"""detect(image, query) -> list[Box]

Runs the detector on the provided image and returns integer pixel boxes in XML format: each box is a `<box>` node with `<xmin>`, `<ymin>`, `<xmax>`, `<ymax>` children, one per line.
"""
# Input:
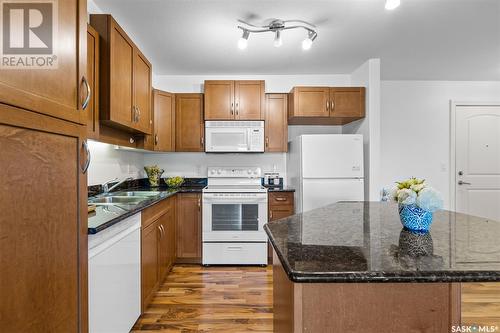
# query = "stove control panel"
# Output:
<box><xmin>208</xmin><ymin>167</ymin><xmax>262</xmax><ymax>178</ymax></box>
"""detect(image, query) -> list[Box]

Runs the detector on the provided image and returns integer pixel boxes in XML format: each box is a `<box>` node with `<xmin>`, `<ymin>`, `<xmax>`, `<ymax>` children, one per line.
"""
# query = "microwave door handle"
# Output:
<box><xmin>247</xmin><ymin>129</ymin><xmax>251</xmax><ymax>151</ymax></box>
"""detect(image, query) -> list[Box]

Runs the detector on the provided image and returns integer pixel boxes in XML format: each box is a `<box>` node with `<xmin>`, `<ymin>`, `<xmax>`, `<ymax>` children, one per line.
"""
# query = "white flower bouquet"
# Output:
<box><xmin>388</xmin><ymin>178</ymin><xmax>444</xmax><ymax>232</ymax></box>
<box><xmin>390</xmin><ymin>178</ymin><xmax>443</xmax><ymax>213</ymax></box>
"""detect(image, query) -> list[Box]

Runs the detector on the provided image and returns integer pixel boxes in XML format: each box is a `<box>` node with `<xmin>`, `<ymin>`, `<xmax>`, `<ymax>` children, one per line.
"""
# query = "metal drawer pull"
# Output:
<box><xmin>81</xmin><ymin>76</ymin><xmax>91</xmax><ymax>110</ymax></box>
<box><xmin>227</xmin><ymin>246</ymin><xmax>243</xmax><ymax>250</ymax></box>
<box><xmin>458</xmin><ymin>180</ymin><xmax>471</xmax><ymax>185</ymax></box>
<box><xmin>275</xmin><ymin>197</ymin><xmax>287</xmax><ymax>201</ymax></box>
<box><xmin>82</xmin><ymin>140</ymin><xmax>91</xmax><ymax>174</ymax></box>
<box><xmin>326</xmin><ymin>101</ymin><xmax>329</xmax><ymax>111</ymax></box>
<box><xmin>155</xmin><ymin>134</ymin><xmax>159</xmax><ymax>145</ymax></box>
<box><xmin>231</xmin><ymin>103</ymin><xmax>234</xmax><ymax>115</ymax></box>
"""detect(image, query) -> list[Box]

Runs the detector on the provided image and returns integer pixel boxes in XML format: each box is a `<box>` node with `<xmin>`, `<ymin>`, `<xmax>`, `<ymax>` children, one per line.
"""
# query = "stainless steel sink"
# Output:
<box><xmin>90</xmin><ymin>196</ymin><xmax>145</xmax><ymax>204</ymax></box>
<box><xmin>112</xmin><ymin>191</ymin><xmax>161</xmax><ymax>197</ymax></box>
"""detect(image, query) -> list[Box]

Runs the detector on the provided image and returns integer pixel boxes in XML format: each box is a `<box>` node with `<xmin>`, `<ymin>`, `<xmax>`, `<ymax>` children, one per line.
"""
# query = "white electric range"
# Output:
<box><xmin>202</xmin><ymin>167</ymin><xmax>268</xmax><ymax>265</ymax></box>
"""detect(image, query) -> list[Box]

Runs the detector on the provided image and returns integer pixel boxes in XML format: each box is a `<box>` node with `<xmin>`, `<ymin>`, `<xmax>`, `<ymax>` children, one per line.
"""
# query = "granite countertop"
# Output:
<box><xmin>88</xmin><ymin>185</ymin><xmax>204</xmax><ymax>234</ymax></box>
<box><xmin>264</xmin><ymin>201</ymin><xmax>500</xmax><ymax>283</ymax></box>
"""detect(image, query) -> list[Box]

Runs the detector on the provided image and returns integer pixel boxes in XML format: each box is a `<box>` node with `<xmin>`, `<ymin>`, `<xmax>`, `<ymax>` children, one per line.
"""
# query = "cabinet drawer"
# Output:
<box><xmin>142</xmin><ymin>196</ymin><xmax>174</xmax><ymax>228</ymax></box>
<box><xmin>202</xmin><ymin>243</ymin><xmax>267</xmax><ymax>265</ymax></box>
<box><xmin>269</xmin><ymin>208</ymin><xmax>294</xmax><ymax>222</ymax></box>
<box><xmin>269</xmin><ymin>192</ymin><xmax>294</xmax><ymax>208</ymax></box>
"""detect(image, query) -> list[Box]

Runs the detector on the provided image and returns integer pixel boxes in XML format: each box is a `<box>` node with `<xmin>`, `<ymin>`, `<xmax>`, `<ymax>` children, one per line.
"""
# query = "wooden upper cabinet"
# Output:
<box><xmin>90</xmin><ymin>14</ymin><xmax>152</xmax><ymax>134</ymax></box>
<box><xmin>176</xmin><ymin>193</ymin><xmax>202</xmax><ymax>263</ymax></box>
<box><xmin>175</xmin><ymin>93</ymin><xmax>204</xmax><ymax>152</ymax></box>
<box><xmin>0</xmin><ymin>0</ymin><xmax>87</xmax><ymax>125</ymax></box>
<box><xmin>330</xmin><ymin>88</ymin><xmax>365</xmax><ymax>118</ymax></box>
<box><xmin>133</xmin><ymin>50</ymin><xmax>152</xmax><ymax>133</ymax></box>
<box><xmin>204</xmin><ymin>80</ymin><xmax>234</xmax><ymax>120</ymax></box>
<box><xmin>288</xmin><ymin>86</ymin><xmax>365</xmax><ymax>125</ymax></box>
<box><xmin>87</xmin><ymin>25</ymin><xmax>100</xmax><ymax>140</ymax></box>
<box><xmin>147</xmin><ymin>89</ymin><xmax>175</xmax><ymax>152</ymax></box>
<box><xmin>265</xmin><ymin>94</ymin><xmax>288</xmax><ymax>152</ymax></box>
<box><xmin>235</xmin><ymin>81</ymin><xmax>265</xmax><ymax>120</ymax></box>
<box><xmin>204</xmin><ymin>80</ymin><xmax>264</xmax><ymax>120</ymax></box>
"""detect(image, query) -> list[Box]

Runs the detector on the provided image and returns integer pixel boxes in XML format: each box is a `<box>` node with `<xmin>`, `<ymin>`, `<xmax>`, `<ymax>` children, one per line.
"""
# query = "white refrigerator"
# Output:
<box><xmin>287</xmin><ymin>134</ymin><xmax>365</xmax><ymax>213</ymax></box>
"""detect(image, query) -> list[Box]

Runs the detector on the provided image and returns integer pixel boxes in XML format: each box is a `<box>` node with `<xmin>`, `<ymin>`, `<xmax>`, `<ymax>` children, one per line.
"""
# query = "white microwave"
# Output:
<box><xmin>205</xmin><ymin>121</ymin><xmax>264</xmax><ymax>153</ymax></box>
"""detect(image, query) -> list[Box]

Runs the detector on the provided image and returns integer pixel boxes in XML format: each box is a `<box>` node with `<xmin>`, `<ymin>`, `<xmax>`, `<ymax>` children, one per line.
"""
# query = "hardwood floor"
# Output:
<box><xmin>462</xmin><ymin>283</ymin><xmax>500</xmax><ymax>327</ymax></box>
<box><xmin>132</xmin><ymin>266</ymin><xmax>500</xmax><ymax>332</ymax></box>
<box><xmin>131</xmin><ymin>265</ymin><xmax>273</xmax><ymax>332</ymax></box>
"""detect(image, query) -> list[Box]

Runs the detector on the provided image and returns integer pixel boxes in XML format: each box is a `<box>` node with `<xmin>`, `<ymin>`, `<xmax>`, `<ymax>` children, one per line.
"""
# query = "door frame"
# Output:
<box><xmin>449</xmin><ymin>101</ymin><xmax>500</xmax><ymax>211</ymax></box>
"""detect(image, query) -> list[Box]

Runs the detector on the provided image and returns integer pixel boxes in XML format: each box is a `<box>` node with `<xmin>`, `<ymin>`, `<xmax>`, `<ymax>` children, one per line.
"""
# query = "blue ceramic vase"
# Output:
<box><xmin>398</xmin><ymin>204</ymin><xmax>433</xmax><ymax>232</ymax></box>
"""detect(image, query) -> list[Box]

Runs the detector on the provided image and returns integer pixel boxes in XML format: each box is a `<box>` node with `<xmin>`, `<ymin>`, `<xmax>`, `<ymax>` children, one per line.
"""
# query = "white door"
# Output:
<box><xmin>301</xmin><ymin>134</ymin><xmax>364</xmax><ymax>178</ymax></box>
<box><xmin>302</xmin><ymin>178</ymin><xmax>364</xmax><ymax>212</ymax></box>
<box><xmin>455</xmin><ymin>105</ymin><xmax>500</xmax><ymax>221</ymax></box>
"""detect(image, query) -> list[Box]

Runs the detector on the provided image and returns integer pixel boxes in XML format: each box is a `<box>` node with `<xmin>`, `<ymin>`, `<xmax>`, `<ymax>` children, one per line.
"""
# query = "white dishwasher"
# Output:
<box><xmin>88</xmin><ymin>214</ymin><xmax>141</xmax><ymax>333</ymax></box>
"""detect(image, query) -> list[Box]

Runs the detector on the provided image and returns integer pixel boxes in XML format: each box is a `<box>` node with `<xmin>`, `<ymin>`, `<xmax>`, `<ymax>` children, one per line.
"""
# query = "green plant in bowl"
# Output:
<box><xmin>165</xmin><ymin>176</ymin><xmax>184</xmax><ymax>188</ymax></box>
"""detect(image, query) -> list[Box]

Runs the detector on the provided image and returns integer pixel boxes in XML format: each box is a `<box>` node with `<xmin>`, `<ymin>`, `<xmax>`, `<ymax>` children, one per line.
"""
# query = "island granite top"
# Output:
<box><xmin>264</xmin><ymin>201</ymin><xmax>500</xmax><ymax>283</ymax></box>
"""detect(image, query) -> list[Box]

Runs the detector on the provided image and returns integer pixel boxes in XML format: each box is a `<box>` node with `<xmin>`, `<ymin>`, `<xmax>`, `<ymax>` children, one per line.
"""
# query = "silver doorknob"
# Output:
<box><xmin>458</xmin><ymin>180</ymin><xmax>471</xmax><ymax>185</ymax></box>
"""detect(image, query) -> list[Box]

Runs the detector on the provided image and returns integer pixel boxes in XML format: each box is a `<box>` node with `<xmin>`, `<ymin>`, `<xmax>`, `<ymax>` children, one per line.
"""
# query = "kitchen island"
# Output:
<box><xmin>264</xmin><ymin>202</ymin><xmax>500</xmax><ymax>333</ymax></box>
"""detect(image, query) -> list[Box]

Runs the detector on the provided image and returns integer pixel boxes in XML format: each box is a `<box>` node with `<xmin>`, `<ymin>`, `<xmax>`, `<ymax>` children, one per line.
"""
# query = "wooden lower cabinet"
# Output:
<box><xmin>141</xmin><ymin>196</ymin><xmax>176</xmax><ymax>311</ymax></box>
<box><xmin>268</xmin><ymin>192</ymin><xmax>295</xmax><ymax>263</ymax></box>
<box><xmin>0</xmin><ymin>104</ymin><xmax>88</xmax><ymax>332</ymax></box>
<box><xmin>176</xmin><ymin>193</ymin><xmax>202</xmax><ymax>263</ymax></box>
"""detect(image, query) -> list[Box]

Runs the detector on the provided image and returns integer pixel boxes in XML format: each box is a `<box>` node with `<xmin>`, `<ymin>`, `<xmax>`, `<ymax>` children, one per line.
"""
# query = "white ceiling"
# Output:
<box><xmin>93</xmin><ymin>0</ymin><xmax>500</xmax><ymax>80</ymax></box>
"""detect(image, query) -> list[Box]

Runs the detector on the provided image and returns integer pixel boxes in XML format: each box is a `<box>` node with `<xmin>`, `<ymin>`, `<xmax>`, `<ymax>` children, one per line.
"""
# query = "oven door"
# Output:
<box><xmin>205</xmin><ymin>126</ymin><xmax>250</xmax><ymax>152</ymax></box>
<box><xmin>202</xmin><ymin>193</ymin><xmax>268</xmax><ymax>242</ymax></box>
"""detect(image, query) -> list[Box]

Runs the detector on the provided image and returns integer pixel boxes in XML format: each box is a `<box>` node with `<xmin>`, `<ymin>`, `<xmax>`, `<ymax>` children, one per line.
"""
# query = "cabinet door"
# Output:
<box><xmin>133</xmin><ymin>50</ymin><xmax>152</xmax><ymax>134</ymax></box>
<box><xmin>153</xmin><ymin>90</ymin><xmax>175</xmax><ymax>152</ymax></box>
<box><xmin>175</xmin><ymin>94</ymin><xmax>204</xmax><ymax>152</ymax></box>
<box><xmin>235</xmin><ymin>81</ymin><xmax>265</xmax><ymax>120</ymax></box>
<box><xmin>109</xmin><ymin>20</ymin><xmax>134</xmax><ymax>128</ymax></box>
<box><xmin>204</xmin><ymin>80</ymin><xmax>234</xmax><ymax>120</ymax></box>
<box><xmin>87</xmin><ymin>24</ymin><xmax>100</xmax><ymax>140</ymax></box>
<box><xmin>176</xmin><ymin>193</ymin><xmax>202</xmax><ymax>262</ymax></box>
<box><xmin>0</xmin><ymin>104</ymin><xmax>87</xmax><ymax>332</ymax></box>
<box><xmin>0</xmin><ymin>0</ymin><xmax>87</xmax><ymax>125</ymax></box>
<box><xmin>293</xmin><ymin>87</ymin><xmax>330</xmax><ymax>117</ymax></box>
<box><xmin>330</xmin><ymin>88</ymin><xmax>365</xmax><ymax>118</ymax></box>
<box><xmin>265</xmin><ymin>94</ymin><xmax>288</xmax><ymax>152</ymax></box>
<box><xmin>141</xmin><ymin>220</ymin><xmax>159</xmax><ymax>311</ymax></box>
<box><xmin>157</xmin><ymin>213</ymin><xmax>169</xmax><ymax>281</ymax></box>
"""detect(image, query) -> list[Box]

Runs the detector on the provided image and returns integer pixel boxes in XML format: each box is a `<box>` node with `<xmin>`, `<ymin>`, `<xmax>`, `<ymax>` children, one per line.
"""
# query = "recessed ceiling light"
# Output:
<box><xmin>385</xmin><ymin>0</ymin><xmax>400</xmax><ymax>10</ymax></box>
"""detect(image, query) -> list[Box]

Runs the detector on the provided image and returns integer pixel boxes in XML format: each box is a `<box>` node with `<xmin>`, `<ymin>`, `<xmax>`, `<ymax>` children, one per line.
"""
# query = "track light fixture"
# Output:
<box><xmin>237</xmin><ymin>19</ymin><xmax>318</xmax><ymax>50</ymax></box>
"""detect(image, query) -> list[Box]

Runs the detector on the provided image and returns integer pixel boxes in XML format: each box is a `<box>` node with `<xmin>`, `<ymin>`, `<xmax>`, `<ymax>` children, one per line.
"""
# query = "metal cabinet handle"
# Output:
<box><xmin>155</xmin><ymin>134</ymin><xmax>159</xmax><ymax>145</ymax></box>
<box><xmin>235</xmin><ymin>102</ymin><xmax>239</xmax><ymax>116</ymax></box>
<box><xmin>200</xmin><ymin>136</ymin><xmax>204</xmax><ymax>147</ymax></box>
<box><xmin>82</xmin><ymin>140</ymin><xmax>91</xmax><ymax>174</ymax></box>
<box><xmin>265</xmin><ymin>137</ymin><xmax>269</xmax><ymax>147</ymax></box>
<box><xmin>198</xmin><ymin>197</ymin><xmax>201</xmax><ymax>211</ymax></box>
<box><xmin>231</xmin><ymin>102</ymin><xmax>234</xmax><ymax>116</ymax></box>
<box><xmin>331</xmin><ymin>100</ymin><xmax>335</xmax><ymax>110</ymax></box>
<box><xmin>160</xmin><ymin>224</ymin><xmax>165</xmax><ymax>236</ymax></box>
<box><xmin>81</xmin><ymin>76</ymin><xmax>91</xmax><ymax>110</ymax></box>
<box><xmin>270</xmin><ymin>211</ymin><xmax>273</xmax><ymax>220</ymax></box>
<box><xmin>458</xmin><ymin>180</ymin><xmax>471</xmax><ymax>185</ymax></box>
<box><xmin>275</xmin><ymin>197</ymin><xmax>287</xmax><ymax>201</ymax></box>
<box><xmin>132</xmin><ymin>106</ymin><xmax>136</xmax><ymax>122</ymax></box>
<box><xmin>326</xmin><ymin>100</ymin><xmax>329</xmax><ymax>111</ymax></box>
<box><xmin>137</xmin><ymin>107</ymin><xmax>141</xmax><ymax>121</ymax></box>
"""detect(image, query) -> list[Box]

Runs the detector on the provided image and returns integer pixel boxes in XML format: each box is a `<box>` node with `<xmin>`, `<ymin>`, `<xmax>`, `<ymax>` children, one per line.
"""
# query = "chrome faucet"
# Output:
<box><xmin>102</xmin><ymin>177</ymin><xmax>133</xmax><ymax>194</ymax></box>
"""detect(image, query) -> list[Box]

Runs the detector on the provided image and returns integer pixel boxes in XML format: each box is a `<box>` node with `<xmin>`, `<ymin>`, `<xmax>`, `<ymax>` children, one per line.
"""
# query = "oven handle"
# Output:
<box><xmin>203</xmin><ymin>198</ymin><xmax>268</xmax><ymax>204</ymax></box>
